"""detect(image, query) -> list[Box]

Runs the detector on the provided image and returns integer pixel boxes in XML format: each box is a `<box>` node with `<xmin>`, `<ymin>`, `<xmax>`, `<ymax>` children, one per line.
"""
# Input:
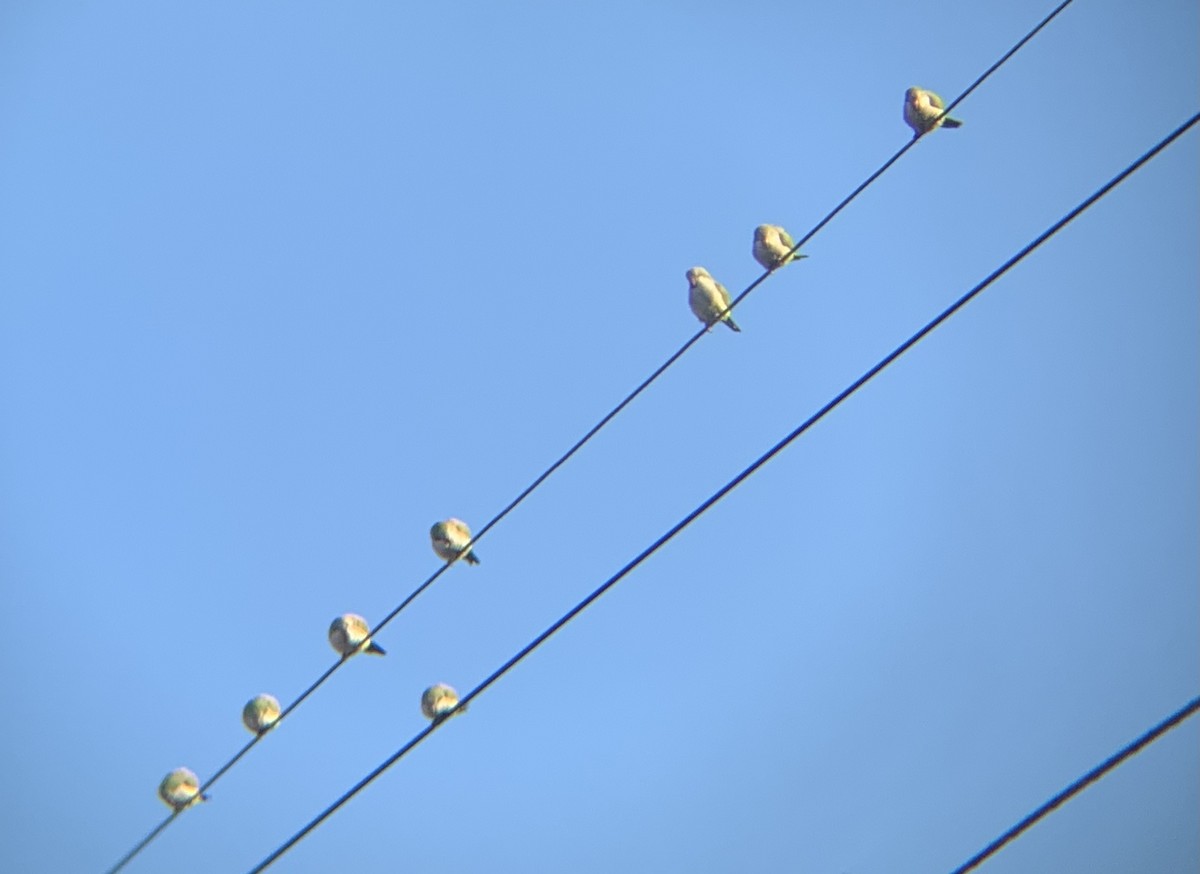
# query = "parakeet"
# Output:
<box><xmin>328</xmin><ymin>613</ymin><xmax>386</xmax><ymax>657</ymax></box>
<box><xmin>686</xmin><ymin>267</ymin><xmax>741</xmax><ymax>332</ymax></box>
<box><xmin>421</xmin><ymin>683</ymin><xmax>466</xmax><ymax>723</ymax></box>
<box><xmin>904</xmin><ymin>86</ymin><xmax>963</xmax><ymax>137</ymax></box>
<box><xmin>242</xmin><ymin>693</ymin><xmax>282</xmax><ymax>735</ymax></box>
<box><xmin>158</xmin><ymin>767</ymin><xmax>208</xmax><ymax>811</ymax></box>
<box><xmin>752</xmin><ymin>224</ymin><xmax>808</xmax><ymax>271</ymax></box>
<box><xmin>430</xmin><ymin>518</ymin><xmax>481</xmax><ymax>565</ymax></box>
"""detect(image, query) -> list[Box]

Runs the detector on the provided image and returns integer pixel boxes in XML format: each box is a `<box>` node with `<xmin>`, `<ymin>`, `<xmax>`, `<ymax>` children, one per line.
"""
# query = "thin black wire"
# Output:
<box><xmin>468</xmin><ymin>0</ymin><xmax>1077</xmax><ymax>550</ymax></box>
<box><xmin>246</xmin><ymin>108</ymin><xmax>1200</xmax><ymax>874</ymax></box>
<box><xmin>937</xmin><ymin>0</ymin><xmax>1073</xmax><ymax>126</ymax></box>
<box><xmin>102</xmin><ymin>653</ymin><xmax>356</xmax><ymax>874</ymax></box>
<box><xmin>744</xmin><ymin>0</ymin><xmax>1077</xmax><ymax>296</ymax></box>
<box><xmin>375</xmin><ymin>0</ymin><xmax>1079</xmax><ymax>628</ymax></box>
<box><xmin>100</xmin><ymin>814</ymin><xmax>178</xmax><ymax>874</ymax></box>
<box><xmin>102</xmin><ymin>5</ymin><xmax>1081</xmax><ymax>871</ymax></box>
<box><xmin>949</xmin><ymin>695</ymin><xmax>1200</xmax><ymax>874</ymax></box>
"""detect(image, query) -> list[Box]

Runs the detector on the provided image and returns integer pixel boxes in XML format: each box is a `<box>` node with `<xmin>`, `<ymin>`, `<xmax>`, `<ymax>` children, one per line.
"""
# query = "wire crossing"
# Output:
<box><xmin>100</xmin><ymin>6</ymin><xmax>1084</xmax><ymax>872</ymax></box>
<box><xmin>948</xmin><ymin>695</ymin><xmax>1200</xmax><ymax>874</ymax></box>
<box><xmin>245</xmin><ymin>108</ymin><xmax>1200</xmax><ymax>874</ymax></box>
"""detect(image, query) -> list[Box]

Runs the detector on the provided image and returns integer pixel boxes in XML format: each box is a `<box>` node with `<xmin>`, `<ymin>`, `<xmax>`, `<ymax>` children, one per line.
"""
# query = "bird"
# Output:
<box><xmin>158</xmin><ymin>767</ymin><xmax>208</xmax><ymax>811</ymax></box>
<box><xmin>903</xmin><ymin>86</ymin><xmax>963</xmax><ymax>138</ymax></box>
<box><xmin>421</xmin><ymin>683</ymin><xmax>466</xmax><ymax>723</ymax></box>
<box><xmin>686</xmin><ymin>267</ymin><xmax>741</xmax><ymax>332</ymax></box>
<box><xmin>752</xmin><ymin>224</ymin><xmax>808</xmax><ymax>271</ymax></box>
<box><xmin>430</xmin><ymin>518</ymin><xmax>481</xmax><ymax>565</ymax></box>
<box><xmin>328</xmin><ymin>613</ymin><xmax>387</xmax><ymax>657</ymax></box>
<box><xmin>242</xmin><ymin>693</ymin><xmax>282</xmax><ymax>735</ymax></box>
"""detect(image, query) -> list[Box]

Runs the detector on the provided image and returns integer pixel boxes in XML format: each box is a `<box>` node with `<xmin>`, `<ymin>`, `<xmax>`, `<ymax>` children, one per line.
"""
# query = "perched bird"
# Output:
<box><xmin>158</xmin><ymin>767</ymin><xmax>208</xmax><ymax>811</ymax></box>
<box><xmin>242</xmin><ymin>693</ymin><xmax>282</xmax><ymax>735</ymax></box>
<box><xmin>421</xmin><ymin>683</ymin><xmax>466</xmax><ymax>724</ymax></box>
<box><xmin>752</xmin><ymin>224</ymin><xmax>808</xmax><ymax>271</ymax></box>
<box><xmin>430</xmin><ymin>518</ymin><xmax>481</xmax><ymax>565</ymax></box>
<box><xmin>686</xmin><ymin>267</ymin><xmax>741</xmax><ymax>332</ymax></box>
<box><xmin>328</xmin><ymin>613</ymin><xmax>386</xmax><ymax>657</ymax></box>
<box><xmin>903</xmin><ymin>86</ymin><xmax>963</xmax><ymax>138</ymax></box>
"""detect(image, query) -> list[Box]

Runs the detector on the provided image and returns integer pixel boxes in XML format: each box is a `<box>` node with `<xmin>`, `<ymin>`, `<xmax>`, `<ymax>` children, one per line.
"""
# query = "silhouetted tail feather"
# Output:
<box><xmin>366</xmin><ymin>640</ymin><xmax>387</xmax><ymax>656</ymax></box>
<box><xmin>724</xmin><ymin>318</ymin><xmax>742</xmax><ymax>333</ymax></box>
<box><xmin>942</xmin><ymin>117</ymin><xmax>963</xmax><ymax>128</ymax></box>
<box><xmin>464</xmin><ymin>551</ymin><xmax>481</xmax><ymax>565</ymax></box>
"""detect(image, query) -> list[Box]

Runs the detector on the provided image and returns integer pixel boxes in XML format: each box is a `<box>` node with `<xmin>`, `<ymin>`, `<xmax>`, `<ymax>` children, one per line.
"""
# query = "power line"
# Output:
<box><xmin>102</xmin><ymin>6</ymin><xmax>1082</xmax><ymax>870</ymax></box>
<box><xmin>100</xmin><ymin>815</ymin><xmax>178</xmax><ymax>874</ymax></box>
<box><xmin>948</xmin><ymin>695</ymin><xmax>1200</xmax><ymax>874</ymax></box>
<box><xmin>763</xmin><ymin>0</ymin><xmax>1074</xmax><ymax>273</ymax></box>
<box><xmin>455</xmin><ymin>0</ymin><xmax>1074</xmax><ymax>582</ymax></box>
<box><xmin>245</xmin><ymin>107</ymin><xmax>1200</xmax><ymax>874</ymax></box>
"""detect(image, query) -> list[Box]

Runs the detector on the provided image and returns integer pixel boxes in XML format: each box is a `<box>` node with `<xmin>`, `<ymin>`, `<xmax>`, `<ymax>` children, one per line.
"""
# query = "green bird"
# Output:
<box><xmin>904</xmin><ymin>86</ymin><xmax>963</xmax><ymax>138</ymax></box>
<box><xmin>158</xmin><ymin>767</ymin><xmax>208</xmax><ymax>811</ymax></box>
<box><xmin>421</xmin><ymin>683</ymin><xmax>466</xmax><ymax>724</ymax></box>
<box><xmin>686</xmin><ymin>266</ymin><xmax>741</xmax><ymax>333</ymax></box>
<box><xmin>242</xmin><ymin>693</ymin><xmax>282</xmax><ymax>735</ymax></box>
<box><xmin>430</xmin><ymin>518</ymin><xmax>481</xmax><ymax>565</ymax></box>
<box><xmin>328</xmin><ymin>613</ymin><xmax>386</xmax><ymax>657</ymax></box>
<box><xmin>753</xmin><ymin>224</ymin><xmax>808</xmax><ymax>271</ymax></box>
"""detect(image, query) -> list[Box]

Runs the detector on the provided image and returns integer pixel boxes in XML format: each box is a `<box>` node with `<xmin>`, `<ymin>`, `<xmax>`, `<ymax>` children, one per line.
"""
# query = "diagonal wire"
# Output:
<box><xmin>100</xmin><ymin>5</ymin><xmax>1079</xmax><ymax>871</ymax></box>
<box><xmin>948</xmin><ymin>695</ymin><xmax>1200</xmax><ymax>874</ymax></box>
<box><xmin>100</xmin><ymin>815</ymin><xmax>178</xmax><ymax>874</ymax></box>
<box><xmin>763</xmin><ymin>0</ymin><xmax>1075</xmax><ymax>272</ymax></box>
<box><xmin>936</xmin><ymin>0</ymin><xmax>1072</xmax><ymax>129</ymax></box>
<box><xmin>453</xmin><ymin>0</ymin><xmax>1078</xmax><ymax>575</ymax></box>
<box><xmin>245</xmin><ymin>106</ymin><xmax>1200</xmax><ymax>874</ymax></box>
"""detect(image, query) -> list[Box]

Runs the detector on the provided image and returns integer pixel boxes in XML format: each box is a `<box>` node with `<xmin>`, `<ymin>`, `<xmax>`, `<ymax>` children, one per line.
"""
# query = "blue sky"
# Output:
<box><xmin>1</xmin><ymin>1</ymin><xmax>1196</xmax><ymax>872</ymax></box>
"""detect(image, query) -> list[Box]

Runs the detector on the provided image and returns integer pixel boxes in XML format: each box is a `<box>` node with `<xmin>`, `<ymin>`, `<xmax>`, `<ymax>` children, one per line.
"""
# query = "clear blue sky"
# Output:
<box><xmin>1</xmin><ymin>1</ymin><xmax>1196</xmax><ymax>872</ymax></box>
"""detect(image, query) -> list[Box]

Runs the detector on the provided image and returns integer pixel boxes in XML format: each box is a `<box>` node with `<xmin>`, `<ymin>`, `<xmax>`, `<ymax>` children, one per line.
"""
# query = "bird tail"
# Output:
<box><xmin>942</xmin><ymin>117</ymin><xmax>963</xmax><ymax>128</ymax></box>
<box><xmin>366</xmin><ymin>640</ymin><xmax>387</xmax><ymax>656</ymax></box>
<box><xmin>464</xmin><ymin>551</ymin><xmax>481</xmax><ymax>565</ymax></box>
<box><xmin>724</xmin><ymin>317</ymin><xmax>742</xmax><ymax>333</ymax></box>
